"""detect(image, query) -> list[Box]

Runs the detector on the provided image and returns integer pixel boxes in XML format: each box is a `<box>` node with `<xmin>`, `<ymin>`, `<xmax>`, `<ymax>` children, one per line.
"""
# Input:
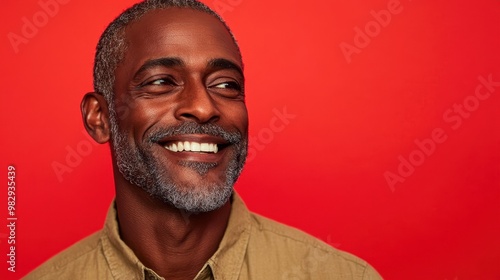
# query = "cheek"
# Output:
<box><xmin>224</xmin><ymin>102</ymin><xmax>248</xmax><ymax>133</ymax></box>
<box><xmin>114</xmin><ymin>99</ymin><xmax>171</xmax><ymax>141</ymax></box>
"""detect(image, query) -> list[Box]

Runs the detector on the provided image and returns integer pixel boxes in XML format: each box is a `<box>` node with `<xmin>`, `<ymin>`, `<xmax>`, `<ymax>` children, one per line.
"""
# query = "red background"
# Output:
<box><xmin>1</xmin><ymin>0</ymin><xmax>499</xmax><ymax>279</ymax></box>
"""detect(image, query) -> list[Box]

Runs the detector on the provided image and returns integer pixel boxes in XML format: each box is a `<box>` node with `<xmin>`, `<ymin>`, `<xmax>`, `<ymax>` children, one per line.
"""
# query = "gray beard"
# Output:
<box><xmin>108</xmin><ymin>109</ymin><xmax>247</xmax><ymax>213</ymax></box>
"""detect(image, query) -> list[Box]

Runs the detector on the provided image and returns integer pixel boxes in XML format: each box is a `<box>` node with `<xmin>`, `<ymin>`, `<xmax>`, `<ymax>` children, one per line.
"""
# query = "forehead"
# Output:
<box><xmin>120</xmin><ymin>8</ymin><xmax>241</xmax><ymax>72</ymax></box>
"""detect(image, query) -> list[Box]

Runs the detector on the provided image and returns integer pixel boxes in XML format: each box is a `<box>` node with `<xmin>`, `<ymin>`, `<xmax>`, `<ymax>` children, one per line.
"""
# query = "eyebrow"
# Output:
<box><xmin>207</xmin><ymin>58</ymin><xmax>244</xmax><ymax>78</ymax></box>
<box><xmin>133</xmin><ymin>57</ymin><xmax>244</xmax><ymax>80</ymax></box>
<box><xmin>133</xmin><ymin>57</ymin><xmax>184</xmax><ymax>79</ymax></box>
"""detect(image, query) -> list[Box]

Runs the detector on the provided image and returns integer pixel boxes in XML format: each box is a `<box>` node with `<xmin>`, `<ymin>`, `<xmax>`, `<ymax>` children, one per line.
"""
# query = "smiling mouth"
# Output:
<box><xmin>164</xmin><ymin>141</ymin><xmax>220</xmax><ymax>153</ymax></box>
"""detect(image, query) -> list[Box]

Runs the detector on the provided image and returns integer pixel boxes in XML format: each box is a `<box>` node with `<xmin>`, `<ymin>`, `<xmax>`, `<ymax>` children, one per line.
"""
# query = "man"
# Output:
<box><xmin>26</xmin><ymin>0</ymin><xmax>382</xmax><ymax>279</ymax></box>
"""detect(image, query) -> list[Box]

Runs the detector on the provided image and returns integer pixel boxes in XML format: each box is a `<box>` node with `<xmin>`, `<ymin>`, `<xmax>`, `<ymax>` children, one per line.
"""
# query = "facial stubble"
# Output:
<box><xmin>108</xmin><ymin>108</ymin><xmax>247</xmax><ymax>213</ymax></box>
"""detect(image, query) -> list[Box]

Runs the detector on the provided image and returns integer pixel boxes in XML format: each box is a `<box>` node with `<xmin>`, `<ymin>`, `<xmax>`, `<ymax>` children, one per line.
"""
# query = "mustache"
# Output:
<box><xmin>146</xmin><ymin>122</ymin><xmax>243</xmax><ymax>144</ymax></box>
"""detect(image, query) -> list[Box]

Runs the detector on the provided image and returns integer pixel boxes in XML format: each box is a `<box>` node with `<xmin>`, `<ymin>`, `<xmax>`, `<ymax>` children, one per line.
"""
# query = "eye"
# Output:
<box><xmin>213</xmin><ymin>81</ymin><xmax>242</xmax><ymax>91</ymax></box>
<box><xmin>209</xmin><ymin>80</ymin><xmax>244</xmax><ymax>99</ymax></box>
<box><xmin>151</xmin><ymin>79</ymin><xmax>166</xmax><ymax>85</ymax></box>
<box><xmin>135</xmin><ymin>75</ymin><xmax>180</xmax><ymax>96</ymax></box>
<box><xmin>145</xmin><ymin>77</ymin><xmax>176</xmax><ymax>86</ymax></box>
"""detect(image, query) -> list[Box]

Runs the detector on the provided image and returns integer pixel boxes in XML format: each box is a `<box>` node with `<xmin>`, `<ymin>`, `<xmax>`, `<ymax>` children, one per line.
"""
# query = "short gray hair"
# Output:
<box><xmin>93</xmin><ymin>0</ymin><xmax>240</xmax><ymax>107</ymax></box>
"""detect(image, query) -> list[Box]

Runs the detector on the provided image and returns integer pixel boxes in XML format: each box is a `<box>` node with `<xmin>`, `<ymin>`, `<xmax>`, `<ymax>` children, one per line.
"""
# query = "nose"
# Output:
<box><xmin>174</xmin><ymin>80</ymin><xmax>221</xmax><ymax>124</ymax></box>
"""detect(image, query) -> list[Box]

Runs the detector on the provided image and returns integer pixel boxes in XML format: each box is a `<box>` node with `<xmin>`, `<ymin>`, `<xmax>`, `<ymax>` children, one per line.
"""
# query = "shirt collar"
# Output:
<box><xmin>101</xmin><ymin>201</ymin><xmax>149</xmax><ymax>279</ymax></box>
<box><xmin>205</xmin><ymin>193</ymin><xmax>251</xmax><ymax>280</ymax></box>
<box><xmin>100</xmin><ymin>192</ymin><xmax>252</xmax><ymax>280</ymax></box>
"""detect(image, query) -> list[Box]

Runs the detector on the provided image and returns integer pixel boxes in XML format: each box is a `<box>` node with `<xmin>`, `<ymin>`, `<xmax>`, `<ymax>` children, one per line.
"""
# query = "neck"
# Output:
<box><xmin>114</xmin><ymin>175</ymin><xmax>231</xmax><ymax>280</ymax></box>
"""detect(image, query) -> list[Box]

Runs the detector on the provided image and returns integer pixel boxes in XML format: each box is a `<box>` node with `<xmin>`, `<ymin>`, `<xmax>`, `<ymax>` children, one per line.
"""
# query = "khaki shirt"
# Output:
<box><xmin>25</xmin><ymin>194</ymin><xmax>382</xmax><ymax>279</ymax></box>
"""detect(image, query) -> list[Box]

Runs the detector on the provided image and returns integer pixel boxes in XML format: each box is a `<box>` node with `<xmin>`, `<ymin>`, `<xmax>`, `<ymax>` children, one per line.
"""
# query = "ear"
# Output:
<box><xmin>81</xmin><ymin>92</ymin><xmax>111</xmax><ymax>144</ymax></box>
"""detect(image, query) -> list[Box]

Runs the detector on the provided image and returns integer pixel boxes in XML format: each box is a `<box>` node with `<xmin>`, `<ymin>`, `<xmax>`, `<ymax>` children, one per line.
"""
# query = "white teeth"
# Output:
<box><xmin>171</xmin><ymin>143</ymin><xmax>178</xmax><ymax>152</ymax></box>
<box><xmin>165</xmin><ymin>141</ymin><xmax>219</xmax><ymax>153</ymax></box>
<box><xmin>191</xmin><ymin>142</ymin><xmax>201</xmax><ymax>152</ymax></box>
<box><xmin>200</xmin><ymin>143</ymin><xmax>209</xmax><ymax>151</ymax></box>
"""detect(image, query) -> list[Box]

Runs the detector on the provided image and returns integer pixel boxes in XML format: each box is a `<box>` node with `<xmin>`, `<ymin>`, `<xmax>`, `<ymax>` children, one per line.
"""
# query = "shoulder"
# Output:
<box><xmin>23</xmin><ymin>231</ymin><xmax>111</xmax><ymax>280</ymax></box>
<box><xmin>246</xmin><ymin>213</ymin><xmax>382</xmax><ymax>279</ymax></box>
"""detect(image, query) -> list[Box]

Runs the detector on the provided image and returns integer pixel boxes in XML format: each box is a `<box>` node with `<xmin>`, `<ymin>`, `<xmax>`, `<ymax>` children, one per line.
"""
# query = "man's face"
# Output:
<box><xmin>109</xmin><ymin>8</ymin><xmax>248</xmax><ymax>212</ymax></box>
